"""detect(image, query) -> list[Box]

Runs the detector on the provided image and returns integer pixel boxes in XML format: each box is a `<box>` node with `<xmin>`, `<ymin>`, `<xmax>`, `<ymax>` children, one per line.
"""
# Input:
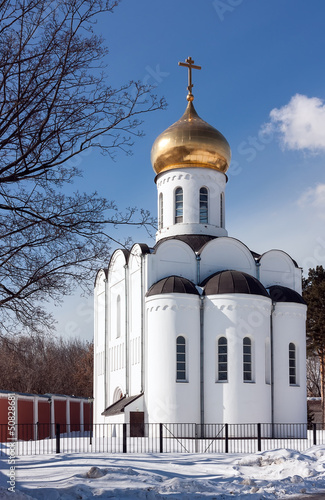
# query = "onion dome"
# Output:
<box><xmin>146</xmin><ymin>276</ymin><xmax>199</xmax><ymax>297</ymax></box>
<box><xmin>151</xmin><ymin>100</ymin><xmax>231</xmax><ymax>176</ymax></box>
<box><xmin>268</xmin><ymin>285</ymin><xmax>306</xmax><ymax>305</ymax></box>
<box><xmin>201</xmin><ymin>270</ymin><xmax>269</xmax><ymax>297</ymax></box>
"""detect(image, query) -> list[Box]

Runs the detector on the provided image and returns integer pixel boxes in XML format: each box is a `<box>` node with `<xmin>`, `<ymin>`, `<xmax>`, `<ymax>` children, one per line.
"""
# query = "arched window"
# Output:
<box><xmin>217</xmin><ymin>337</ymin><xmax>228</xmax><ymax>381</ymax></box>
<box><xmin>116</xmin><ymin>295</ymin><xmax>121</xmax><ymax>338</ymax></box>
<box><xmin>113</xmin><ymin>387</ymin><xmax>123</xmax><ymax>402</ymax></box>
<box><xmin>176</xmin><ymin>335</ymin><xmax>186</xmax><ymax>381</ymax></box>
<box><xmin>289</xmin><ymin>343</ymin><xmax>296</xmax><ymax>385</ymax></box>
<box><xmin>159</xmin><ymin>193</ymin><xmax>163</xmax><ymax>230</ymax></box>
<box><xmin>199</xmin><ymin>187</ymin><xmax>208</xmax><ymax>223</ymax></box>
<box><xmin>175</xmin><ymin>187</ymin><xmax>183</xmax><ymax>223</ymax></box>
<box><xmin>243</xmin><ymin>337</ymin><xmax>252</xmax><ymax>382</ymax></box>
<box><xmin>220</xmin><ymin>192</ymin><xmax>224</xmax><ymax>228</ymax></box>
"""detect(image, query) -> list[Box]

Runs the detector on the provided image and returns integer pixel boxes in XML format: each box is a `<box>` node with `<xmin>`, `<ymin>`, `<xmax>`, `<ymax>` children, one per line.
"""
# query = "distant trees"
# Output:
<box><xmin>0</xmin><ymin>335</ymin><xmax>93</xmax><ymax>397</ymax></box>
<box><xmin>303</xmin><ymin>265</ymin><xmax>325</xmax><ymax>419</ymax></box>
<box><xmin>0</xmin><ymin>0</ymin><xmax>165</xmax><ymax>337</ymax></box>
<box><xmin>306</xmin><ymin>355</ymin><xmax>321</xmax><ymax>398</ymax></box>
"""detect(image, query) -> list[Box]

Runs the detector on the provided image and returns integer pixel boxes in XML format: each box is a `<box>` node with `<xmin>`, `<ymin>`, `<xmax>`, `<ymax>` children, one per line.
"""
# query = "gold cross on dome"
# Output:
<box><xmin>178</xmin><ymin>57</ymin><xmax>201</xmax><ymax>100</ymax></box>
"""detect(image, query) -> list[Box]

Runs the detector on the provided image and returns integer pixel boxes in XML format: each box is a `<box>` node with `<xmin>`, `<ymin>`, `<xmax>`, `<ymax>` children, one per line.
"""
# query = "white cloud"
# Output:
<box><xmin>266</xmin><ymin>94</ymin><xmax>325</xmax><ymax>153</ymax></box>
<box><xmin>297</xmin><ymin>183</ymin><xmax>325</xmax><ymax>211</ymax></box>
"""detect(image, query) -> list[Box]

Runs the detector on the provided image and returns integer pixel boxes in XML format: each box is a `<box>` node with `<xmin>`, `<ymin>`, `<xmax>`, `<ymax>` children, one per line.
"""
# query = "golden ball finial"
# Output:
<box><xmin>186</xmin><ymin>93</ymin><xmax>194</xmax><ymax>102</ymax></box>
<box><xmin>151</xmin><ymin>101</ymin><xmax>231</xmax><ymax>176</ymax></box>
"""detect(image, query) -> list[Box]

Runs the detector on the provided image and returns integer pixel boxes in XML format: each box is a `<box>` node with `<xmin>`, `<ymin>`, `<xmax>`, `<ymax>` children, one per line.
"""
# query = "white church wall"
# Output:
<box><xmin>129</xmin><ymin>269</ymin><xmax>143</xmax><ymax>395</ymax></box>
<box><xmin>204</xmin><ymin>294</ymin><xmax>272</xmax><ymax>424</ymax></box>
<box><xmin>149</xmin><ymin>240</ymin><xmax>197</xmax><ymax>287</ymax></box>
<box><xmin>259</xmin><ymin>250</ymin><xmax>297</xmax><ymax>291</ymax></box>
<box><xmin>129</xmin><ymin>249</ymin><xmax>143</xmax><ymax>396</ymax></box>
<box><xmin>156</xmin><ymin>167</ymin><xmax>228</xmax><ymax>241</ymax></box>
<box><xmin>145</xmin><ymin>294</ymin><xmax>201</xmax><ymax>424</ymax></box>
<box><xmin>107</xmin><ymin>250</ymin><xmax>128</xmax><ymax>408</ymax></box>
<box><xmin>94</xmin><ymin>269</ymin><xmax>107</xmax><ymax>424</ymax></box>
<box><xmin>200</xmin><ymin>238</ymin><xmax>256</xmax><ymax>282</ymax></box>
<box><xmin>272</xmin><ymin>302</ymin><xmax>307</xmax><ymax>424</ymax></box>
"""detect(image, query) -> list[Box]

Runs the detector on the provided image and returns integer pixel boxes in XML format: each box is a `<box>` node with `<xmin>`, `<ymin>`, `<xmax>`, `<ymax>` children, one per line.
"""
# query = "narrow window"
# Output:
<box><xmin>289</xmin><ymin>343</ymin><xmax>296</xmax><ymax>385</ymax></box>
<box><xmin>116</xmin><ymin>295</ymin><xmax>121</xmax><ymax>338</ymax></box>
<box><xmin>218</xmin><ymin>337</ymin><xmax>228</xmax><ymax>381</ymax></box>
<box><xmin>265</xmin><ymin>338</ymin><xmax>271</xmax><ymax>384</ymax></box>
<box><xmin>199</xmin><ymin>187</ymin><xmax>208</xmax><ymax>223</ymax></box>
<box><xmin>220</xmin><ymin>192</ymin><xmax>224</xmax><ymax>228</ymax></box>
<box><xmin>175</xmin><ymin>187</ymin><xmax>183</xmax><ymax>223</ymax></box>
<box><xmin>243</xmin><ymin>337</ymin><xmax>252</xmax><ymax>382</ymax></box>
<box><xmin>176</xmin><ymin>336</ymin><xmax>186</xmax><ymax>381</ymax></box>
<box><xmin>159</xmin><ymin>193</ymin><xmax>163</xmax><ymax>230</ymax></box>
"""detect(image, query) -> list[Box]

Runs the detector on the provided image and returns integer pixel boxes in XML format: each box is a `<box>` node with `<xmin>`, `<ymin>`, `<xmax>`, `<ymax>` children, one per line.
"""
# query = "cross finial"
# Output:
<box><xmin>178</xmin><ymin>57</ymin><xmax>201</xmax><ymax>101</ymax></box>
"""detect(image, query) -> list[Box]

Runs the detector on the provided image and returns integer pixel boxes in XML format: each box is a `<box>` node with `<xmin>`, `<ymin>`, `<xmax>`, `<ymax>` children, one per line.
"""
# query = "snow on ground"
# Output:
<box><xmin>2</xmin><ymin>447</ymin><xmax>325</xmax><ymax>499</ymax></box>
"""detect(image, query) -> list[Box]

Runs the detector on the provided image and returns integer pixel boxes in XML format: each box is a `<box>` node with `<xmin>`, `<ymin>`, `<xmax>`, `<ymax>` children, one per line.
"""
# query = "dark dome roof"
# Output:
<box><xmin>154</xmin><ymin>234</ymin><xmax>217</xmax><ymax>253</ymax></box>
<box><xmin>201</xmin><ymin>270</ymin><xmax>269</xmax><ymax>297</ymax></box>
<box><xmin>268</xmin><ymin>285</ymin><xmax>306</xmax><ymax>305</ymax></box>
<box><xmin>146</xmin><ymin>276</ymin><xmax>199</xmax><ymax>297</ymax></box>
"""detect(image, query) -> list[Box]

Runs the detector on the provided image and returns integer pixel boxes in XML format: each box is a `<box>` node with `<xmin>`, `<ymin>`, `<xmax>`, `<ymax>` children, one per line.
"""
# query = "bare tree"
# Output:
<box><xmin>0</xmin><ymin>0</ymin><xmax>165</xmax><ymax>335</ymax></box>
<box><xmin>307</xmin><ymin>354</ymin><xmax>321</xmax><ymax>398</ymax></box>
<box><xmin>303</xmin><ymin>266</ymin><xmax>325</xmax><ymax>421</ymax></box>
<box><xmin>0</xmin><ymin>335</ymin><xmax>93</xmax><ymax>396</ymax></box>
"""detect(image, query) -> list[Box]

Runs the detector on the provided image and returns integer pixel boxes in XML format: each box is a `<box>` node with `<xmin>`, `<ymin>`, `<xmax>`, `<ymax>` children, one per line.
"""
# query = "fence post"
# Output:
<box><xmin>195</xmin><ymin>424</ymin><xmax>199</xmax><ymax>453</ymax></box>
<box><xmin>313</xmin><ymin>423</ymin><xmax>317</xmax><ymax>446</ymax></box>
<box><xmin>257</xmin><ymin>423</ymin><xmax>262</xmax><ymax>452</ymax></box>
<box><xmin>225</xmin><ymin>423</ymin><xmax>229</xmax><ymax>453</ymax></box>
<box><xmin>56</xmin><ymin>424</ymin><xmax>60</xmax><ymax>454</ymax></box>
<box><xmin>123</xmin><ymin>423</ymin><xmax>127</xmax><ymax>453</ymax></box>
<box><xmin>159</xmin><ymin>423</ymin><xmax>163</xmax><ymax>453</ymax></box>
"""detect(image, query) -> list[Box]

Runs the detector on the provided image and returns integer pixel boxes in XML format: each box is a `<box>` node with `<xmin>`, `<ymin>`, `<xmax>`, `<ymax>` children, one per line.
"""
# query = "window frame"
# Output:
<box><xmin>243</xmin><ymin>336</ymin><xmax>253</xmax><ymax>382</ymax></box>
<box><xmin>199</xmin><ymin>187</ymin><xmax>208</xmax><ymax>224</ymax></box>
<box><xmin>220</xmin><ymin>192</ymin><xmax>224</xmax><ymax>228</ymax></box>
<box><xmin>217</xmin><ymin>336</ymin><xmax>228</xmax><ymax>382</ymax></box>
<box><xmin>175</xmin><ymin>187</ymin><xmax>183</xmax><ymax>224</ymax></box>
<box><xmin>289</xmin><ymin>342</ymin><xmax>297</xmax><ymax>385</ymax></box>
<box><xmin>176</xmin><ymin>335</ymin><xmax>187</xmax><ymax>382</ymax></box>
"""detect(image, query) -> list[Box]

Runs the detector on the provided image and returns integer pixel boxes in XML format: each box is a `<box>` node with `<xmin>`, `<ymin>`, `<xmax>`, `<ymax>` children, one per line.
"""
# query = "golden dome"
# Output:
<box><xmin>151</xmin><ymin>100</ymin><xmax>231</xmax><ymax>175</ymax></box>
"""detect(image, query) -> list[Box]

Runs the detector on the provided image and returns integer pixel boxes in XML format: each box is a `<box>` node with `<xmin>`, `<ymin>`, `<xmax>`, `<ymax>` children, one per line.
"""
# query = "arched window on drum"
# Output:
<box><xmin>175</xmin><ymin>187</ymin><xmax>183</xmax><ymax>223</ymax></box>
<box><xmin>199</xmin><ymin>187</ymin><xmax>208</xmax><ymax>223</ymax></box>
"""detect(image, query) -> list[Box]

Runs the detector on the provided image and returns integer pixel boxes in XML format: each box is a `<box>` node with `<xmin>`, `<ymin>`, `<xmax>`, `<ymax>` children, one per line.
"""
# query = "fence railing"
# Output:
<box><xmin>1</xmin><ymin>422</ymin><xmax>324</xmax><ymax>456</ymax></box>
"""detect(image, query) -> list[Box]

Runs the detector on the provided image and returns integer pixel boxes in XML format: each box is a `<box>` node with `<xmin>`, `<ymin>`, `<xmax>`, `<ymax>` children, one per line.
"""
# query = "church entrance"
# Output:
<box><xmin>130</xmin><ymin>411</ymin><xmax>145</xmax><ymax>437</ymax></box>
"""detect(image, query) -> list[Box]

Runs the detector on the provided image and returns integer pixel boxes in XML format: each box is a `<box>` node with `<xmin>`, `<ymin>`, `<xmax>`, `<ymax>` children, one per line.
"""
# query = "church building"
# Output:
<box><xmin>93</xmin><ymin>58</ymin><xmax>307</xmax><ymax>430</ymax></box>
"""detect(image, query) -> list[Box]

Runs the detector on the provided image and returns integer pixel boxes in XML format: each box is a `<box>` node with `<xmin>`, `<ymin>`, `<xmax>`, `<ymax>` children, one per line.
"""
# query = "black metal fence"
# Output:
<box><xmin>1</xmin><ymin>422</ymin><xmax>324</xmax><ymax>456</ymax></box>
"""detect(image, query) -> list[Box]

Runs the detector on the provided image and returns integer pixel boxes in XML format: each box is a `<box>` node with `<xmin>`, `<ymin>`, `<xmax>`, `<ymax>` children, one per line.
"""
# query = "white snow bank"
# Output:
<box><xmin>1</xmin><ymin>447</ymin><xmax>325</xmax><ymax>499</ymax></box>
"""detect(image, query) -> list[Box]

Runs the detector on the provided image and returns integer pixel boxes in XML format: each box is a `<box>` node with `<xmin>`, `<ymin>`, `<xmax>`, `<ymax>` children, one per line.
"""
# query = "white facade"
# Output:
<box><xmin>94</xmin><ymin>94</ymin><xmax>307</xmax><ymax>428</ymax></box>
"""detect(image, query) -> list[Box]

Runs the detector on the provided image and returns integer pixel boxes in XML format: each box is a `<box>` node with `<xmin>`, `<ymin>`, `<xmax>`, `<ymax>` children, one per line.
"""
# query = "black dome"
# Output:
<box><xmin>201</xmin><ymin>270</ymin><xmax>269</xmax><ymax>297</ymax></box>
<box><xmin>146</xmin><ymin>276</ymin><xmax>199</xmax><ymax>297</ymax></box>
<box><xmin>268</xmin><ymin>285</ymin><xmax>306</xmax><ymax>305</ymax></box>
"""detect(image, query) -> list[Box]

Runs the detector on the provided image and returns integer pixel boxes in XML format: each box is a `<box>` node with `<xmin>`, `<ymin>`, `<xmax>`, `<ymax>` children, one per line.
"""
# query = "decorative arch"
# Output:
<box><xmin>259</xmin><ymin>250</ymin><xmax>297</xmax><ymax>290</ymax></box>
<box><xmin>199</xmin><ymin>237</ymin><xmax>256</xmax><ymax>281</ymax></box>
<box><xmin>113</xmin><ymin>387</ymin><xmax>123</xmax><ymax>403</ymax></box>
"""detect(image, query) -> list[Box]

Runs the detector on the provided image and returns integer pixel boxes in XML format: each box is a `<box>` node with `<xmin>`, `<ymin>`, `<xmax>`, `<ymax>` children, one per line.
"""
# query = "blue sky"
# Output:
<box><xmin>53</xmin><ymin>0</ymin><xmax>325</xmax><ymax>340</ymax></box>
